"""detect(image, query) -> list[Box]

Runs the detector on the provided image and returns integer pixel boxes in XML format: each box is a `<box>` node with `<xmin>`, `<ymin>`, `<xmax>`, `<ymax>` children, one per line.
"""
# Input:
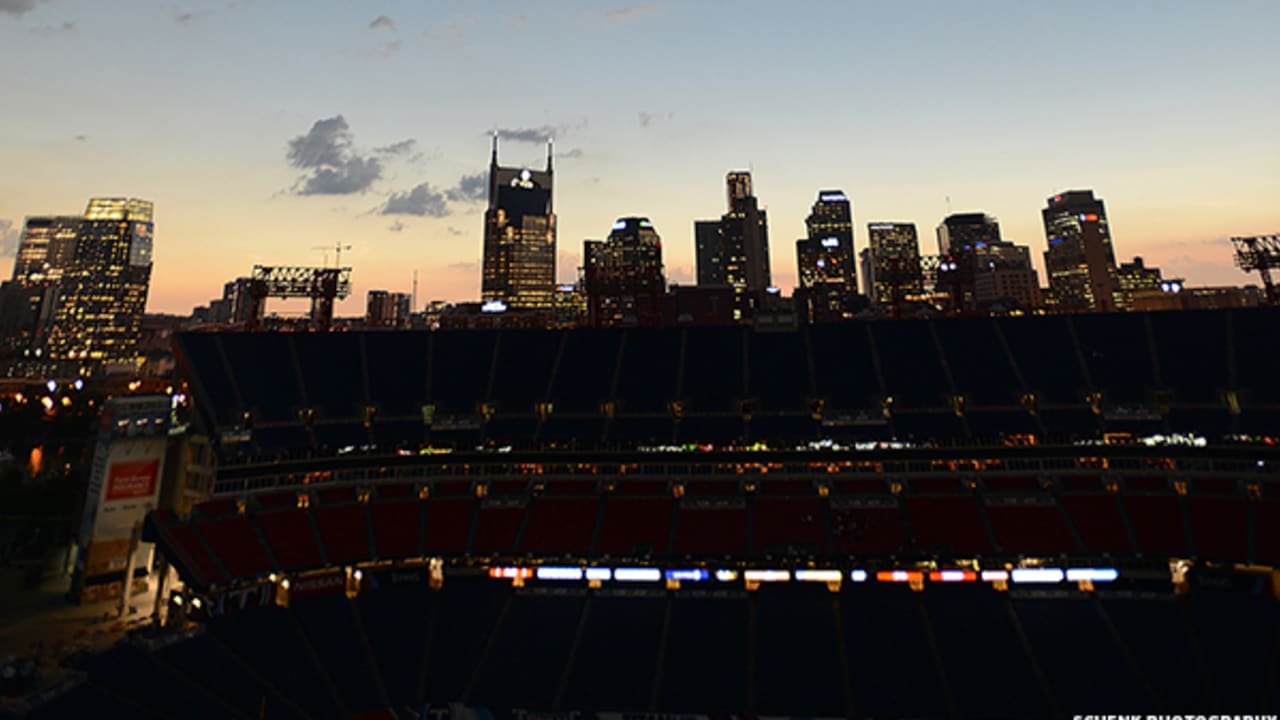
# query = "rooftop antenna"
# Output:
<box><xmin>412</xmin><ymin>269</ymin><xmax>418</xmax><ymax>313</ymax></box>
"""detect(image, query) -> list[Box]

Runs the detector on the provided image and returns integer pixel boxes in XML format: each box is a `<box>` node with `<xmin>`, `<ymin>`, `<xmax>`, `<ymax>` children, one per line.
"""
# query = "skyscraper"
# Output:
<box><xmin>795</xmin><ymin>190</ymin><xmax>857</xmax><ymax>323</ymax></box>
<box><xmin>936</xmin><ymin>213</ymin><xmax>1001</xmax><ymax>313</ymax></box>
<box><xmin>694</xmin><ymin>171</ymin><xmax>770</xmax><ymax>320</ymax></box>
<box><xmin>45</xmin><ymin>198</ymin><xmax>154</xmax><ymax>366</ymax></box>
<box><xmin>1</xmin><ymin>215</ymin><xmax>82</xmax><ymax>354</ymax></box>
<box><xmin>1042</xmin><ymin>190</ymin><xmax>1120</xmax><ymax>312</ymax></box>
<box><xmin>937</xmin><ymin>213</ymin><xmax>1001</xmax><ymax>255</ymax></box>
<box><xmin>866</xmin><ymin>222</ymin><xmax>923</xmax><ymax>307</ymax></box>
<box><xmin>694</xmin><ymin>220</ymin><xmax>725</xmax><ymax>286</ymax></box>
<box><xmin>972</xmin><ymin>241</ymin><xmax>1042</xmax><ymax>310</ymax></box>
<box><xmin>12</xmin><ymin>216</ymin><xmax>81</xmax><ymax>284</ymax></box>
<box><xmin>583</xmin><ymin>217</ymin><xmax>666</xmax><ymax>327</ymax></box>
<box><xmin>481</xmin><ymin>135</ymin><xmax>556</xmax><ymax>312</ymax></box>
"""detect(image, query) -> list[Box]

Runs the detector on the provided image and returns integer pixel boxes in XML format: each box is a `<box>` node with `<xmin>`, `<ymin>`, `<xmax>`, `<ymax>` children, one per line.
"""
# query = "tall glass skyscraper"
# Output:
<box><xmin>45</xmin><ymin>198</ymin><xmax>154</xmax><ymax>365</ymax></box>
<box><xmin>481</xmin><ymin>136</ymin><xmax>556</xmax><ymax>312</ymax></box>
<box><xmin>1042</xmin><ymin>190</ymin><xmax>1120</xmax><ymax>312</ymax></box>
<box><xmin>694</xmin><ymin>171</ymin><xmax>770</xmax><ymax>320</ymax></box>
<box><xmin>583</xmin><ymin>217</ymin><xmax>666</xmax><ymax>327</ymax></box>
<box><xmin>12</xmin><ymin>216</ymin><xmax>82</xmax><ymax>284</ymax></box>
<box><xmin>866</xmin><ymin>222</ymin><xmax>923</xmax><ymax>306</ymax></box>
<box><xmin>795</xmin><ymin>190</ymin><xmax>856</xmax><ymax>323</ymax></box>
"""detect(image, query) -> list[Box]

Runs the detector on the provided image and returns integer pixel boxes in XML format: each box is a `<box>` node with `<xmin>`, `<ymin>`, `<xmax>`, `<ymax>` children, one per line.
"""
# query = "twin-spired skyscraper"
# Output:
<box><xmin>481</xmin><ymin>136</ymin><xmax>557</xmax><ymax>312</ymax></box>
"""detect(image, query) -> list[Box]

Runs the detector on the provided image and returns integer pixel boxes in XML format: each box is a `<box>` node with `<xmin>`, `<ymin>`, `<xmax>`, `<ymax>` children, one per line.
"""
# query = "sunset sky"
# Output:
<box><xmin>1</xmin><ymin>0</ymin><xmax>1277</xmax><ymax>315</ymax></box>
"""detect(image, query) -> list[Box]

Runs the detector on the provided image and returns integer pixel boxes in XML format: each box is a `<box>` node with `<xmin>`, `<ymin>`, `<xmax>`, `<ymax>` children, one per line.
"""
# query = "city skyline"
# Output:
<box><xmin>2</xmin><ymin>1</ymin><xmax>1278</xmax><ymax>315</ymax></box>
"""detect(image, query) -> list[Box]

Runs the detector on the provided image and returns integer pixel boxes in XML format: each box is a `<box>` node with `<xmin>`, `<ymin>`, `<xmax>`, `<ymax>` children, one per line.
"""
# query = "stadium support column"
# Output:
<box><xmin>117</xmin><ymin>520</ymin><xmax>142</xmax><ymax>618</ymax></box>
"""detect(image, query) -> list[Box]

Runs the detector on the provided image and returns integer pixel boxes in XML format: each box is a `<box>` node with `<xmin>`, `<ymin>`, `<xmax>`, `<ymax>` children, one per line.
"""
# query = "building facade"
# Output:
<box><xmin>12</xmin><ymin>216</ymin><xmax>82</xmax><ymax>284</ymax></box>
<box><xmin>1115</xmin><ymin>256</ymin><xmax>1163</xmax><ymax>310</ymax></box>
<box><xmin>866</xmin><ymin>222</ymin><xmax>924</xmax><ymax>307</ymax></box>
<box><xmin>481</xmin><ymin>136</ymin><xmax>556</xmax><ymax>312</ymax></box>
<box><xmin>972</xmin><ymin>241</ymin><xmax>1042</xmax><ymax>310</ymax></box>
<box><xmin>694</xmin><ymin>220</ymin><xmax>726</xmax><ymax>287</ymax></box>
<box><xmin>936</xmin><ymin>213</ymin><xmax>1001</xmax><ymax>312</ymax></box>
<box><xmin>694</xmin><ymin>172</ymin><xmax>771</xmax><ymax>321</ymax></box>
<box><xmin>795</xmin><ymin>190</ymin><xmax>857</xmax><ymax>323</ymax></box>
<box><xmin>366</xmin><ymin>290</ymin><xmax>412</xmax><ymax>329</ymax></box>
<box><xmin>44</xmin><ymin>198</ymin><xmax>154</xmax><ymax>367</ymax></box>
<box><xmin>1042</xmin><ymin>190</ymin><xmax>1120</xmax><ymax>312</ymax></box>
<box><xmin>583</xmin><ymin>217</ymin><xmax>666</xmax><ymax>327</ymax></box>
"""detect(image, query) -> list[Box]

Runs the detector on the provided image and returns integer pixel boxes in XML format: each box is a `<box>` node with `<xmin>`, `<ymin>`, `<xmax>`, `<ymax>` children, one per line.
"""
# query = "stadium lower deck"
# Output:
<box><xmin>19</xmin><ymin>308</ymin><xmax>1280</xmax><ymax>718</ymax></box>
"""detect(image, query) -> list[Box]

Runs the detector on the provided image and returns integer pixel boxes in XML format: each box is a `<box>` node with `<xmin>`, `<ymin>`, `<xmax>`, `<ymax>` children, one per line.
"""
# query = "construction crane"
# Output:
<box><xmin>313</xmin><ymin>242</ymin><xmax>353</xmax><ymax>269</ymax></box>
<box><xmin>1232</xmin><ymin>235</ymin><xmax>1280</xmax><ymax>305</ymax></box>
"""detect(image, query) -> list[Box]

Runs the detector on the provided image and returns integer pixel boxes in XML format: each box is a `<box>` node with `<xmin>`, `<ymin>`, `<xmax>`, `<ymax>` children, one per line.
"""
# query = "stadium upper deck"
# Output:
<box><xmin>174</xmin><ymin>308</ymin><xmax>1280</xmax><ymax>463</ymax></box>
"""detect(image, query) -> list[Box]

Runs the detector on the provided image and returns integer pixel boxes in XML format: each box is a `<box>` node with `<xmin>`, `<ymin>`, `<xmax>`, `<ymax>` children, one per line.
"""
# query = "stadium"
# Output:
<box><xmin>25</xmin><ymin>307</ymin><xmax>1280</xmax><ymax>718</ymax></box>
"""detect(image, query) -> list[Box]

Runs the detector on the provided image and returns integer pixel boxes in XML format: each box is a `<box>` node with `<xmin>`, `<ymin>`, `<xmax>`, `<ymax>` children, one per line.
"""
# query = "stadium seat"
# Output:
<box><xmin>753</xmin><ymin>583</ymin><xmax>845</xmax><ymax>717</ymax></box>
<box><xmin>369</xmin><ymin>500</ymin><xmax>421</xmax><ymax>560</ymax></box>
<box><xmin>470</xmin><ymin>591</ymin><xmax>584</xmax><ymax>710</ymax></box>
<box><xmin>657</xmin><ymin>594</ymin><xmax>749</xmax><ymax>713</ymax></box>
<box><xmin>422</xmin><ymin>496</ymin><xmax>475</xmax><ymax>556</ymax></box>
<box><xmin>256</xmin><ymin>509</ymin><xmax>325</xmax><ymax>572</ymax></box>
<box><xmin>752</xmin><ymin>495</ymin><xmax>826</xmax><ymax>557</ymax></box>
<box><xmin>872</xmin><ymin>321</ymin><xmax>950</xmax><ymax>410</ymax></box>
<box><xmin>560</xmin><ymin>592</ymin><xmax>665</xmax><ymax>711</ymax></box>
<box><xmin>809</xmin><ymin>324</ymin><xmax>880</xmax><ymax>412</ymax></box>
<box><xmin>294</xmin><ymin>333</ymin><xmax>366</xmax><ymax>421</ymax></box>
<box><xmin>548</xmin><ymin>331</ymin><xmax>620</xmax><ymax>413</ymax></box>
<box><xmin>519</xmin><ymin>496</ymin><xmax>600</xmax><ymax>555</ymax></box>
<box><xmin>671</xmin><ymin>502</ymin><xmax>747</xmax><ymax>557</ymax></box>
<box><xmin>842</xmin><ymin>584</ymin><xmax>946</xmax><ymax>719</ymax></box>
<box><xmin>355</xmin><ymin>579</ymin><xmax>436</xmax><ymax>707</ymax></box>
<box><xmin>1014</xmin><ymin>596</ymin><xmax>1151</xmax><ymax>713</ymax></box>
<box><xmin>292</xmin><ymin>595</ymin><xmax>385</xmax><ymax>713</ymax></box>
<box><xmin>747</xmin><ymin>330</ymin><xmax>811</xmax><ymax>413</ymax></box>
<box><xmin>680</xmin><ymin>326</ymin><xmax>745</xmax><ymax>412</ymax></box>
<box><xmin>984</xmin><ymin>498</ymin><xmax>1079</xmax><ymax>555</ymax></box>
<box><xmin>470</xmin><ymin>503</ymin><xmax>524</xmax><ymax>555</ymax></box>
<box><xmin>905</xmin><ymin>494</ymin><xmax>994</xmax><ymax>556</ymax></box>
<box><xmin>594</xmin><ymin>496</ymin><xmax>673</xmax><ymax>557</ymax></box>
<box><xmin>924</xmin><ymin>585</ymin><xmax>1049</xmax><ymax>717</ymax></box>
<box><xmin>430</xmin><ymin>331</ymin><xmax>497</xmax><ymax>414</ymax></box>
<box><xmin>1060</xmin><ymin>492</ymin><xmax>1133</xmax><ymax>554</ymax></box>
<box><xmin>421</xmin><ymin>580</ymin><xmax>509</xmax><ymax>703</ymax></box>
<box><xmin>615</xmin><ymin>327</ymin><xmax>682</xmax><ymax>413</ymax></box>
<box><xmin>488</xmin><ymin>330</ymin><xmax>560</xmax><ymax>412</ymax></box>
<box><xmin>313</xmin><ymin>504</ymin><xmax>372</xmax><ymax>566</ymax></box>
<box><xmin>1121</xmin><ymin>493</ymin><xmax>1190</xmax><ymax>557</ymax></box>
<box><xmin>363</xmin><ymin>332</ymin><xmax>430</xmax><ymax>418</ymax></box>
<box><xmin>197</xmin><ymin>516</ymin><xmax>274</xmax><ymax>579</ymax></box>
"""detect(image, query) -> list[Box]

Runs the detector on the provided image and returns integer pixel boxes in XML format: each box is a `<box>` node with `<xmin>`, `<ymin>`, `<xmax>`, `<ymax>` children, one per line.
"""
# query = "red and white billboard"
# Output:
<box><xmin>105</xmin><ymin>460</ymin><xmax>159</xmax><ymax>501</ymax></box>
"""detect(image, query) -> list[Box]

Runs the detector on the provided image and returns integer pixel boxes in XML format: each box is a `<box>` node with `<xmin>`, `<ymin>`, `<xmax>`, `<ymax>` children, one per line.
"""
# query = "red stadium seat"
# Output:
<box><xmin>985</xmin><ymin>501</ymin><xmax>1079</xmax><ymax>555</ymax></box>
<box><xmin>197</xmin><ymin>516</ymin><xmax>274</xmax><ymax>579</ymax></box>
<box><xmin>1122</xmin><ymin>494</ymin><xmax>1189</xmax><ymax>556</ymax></box>
<box><xmin>752</xmin><ymin>496</ymin><xmax>826</xmax><ymax>555</ymax></box>
<box><xmin>1187</xmin><ymin>495</ymin><xmax>1248</xmax><ymax>561</ymax></box>
<box><xmin>471</xmin><ymin>503</ymin><xmax>524</xmax><ymax>554</ymax></box>
<box><xmin>256</xmin><ymin>510</ymin><xmax>325</xmax><ymax>571</ymax></box>
<box><xmin>313</xmin><ymin>504</ymin><xmax>372</xmax><ymax>565</ymax></box>
<box><xmin>672</xmin><ymin>503</ymin><xmax>747</xmax><ymax>556</ymax></box>
<box><xmin>423</xmin><ymin>497</ymin><xmax>475</xmax><ymax>555</ymax></box>
<box><xmin>906</xmin><ymin>495</ymin><xmax>993</xmax><ymax>555</ymax></box>
<box><xmin>1060</xmin><ymin>493</ymin><xmax>1132</xmax><ymax>554</ymax></box>
<box><xmin>369</xmin><ymin>500</ymin><xmax>421</xmax><ymax>559</ymax></box>
<box><xmin>594</xmin><ymin>496</ymin><xmax>673</xmax><ymax>556</ymax></box>
<box><xmin>519</xmin><ymin>496</ymin><xmax>600</xmax><ymax>554</ymax></box>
